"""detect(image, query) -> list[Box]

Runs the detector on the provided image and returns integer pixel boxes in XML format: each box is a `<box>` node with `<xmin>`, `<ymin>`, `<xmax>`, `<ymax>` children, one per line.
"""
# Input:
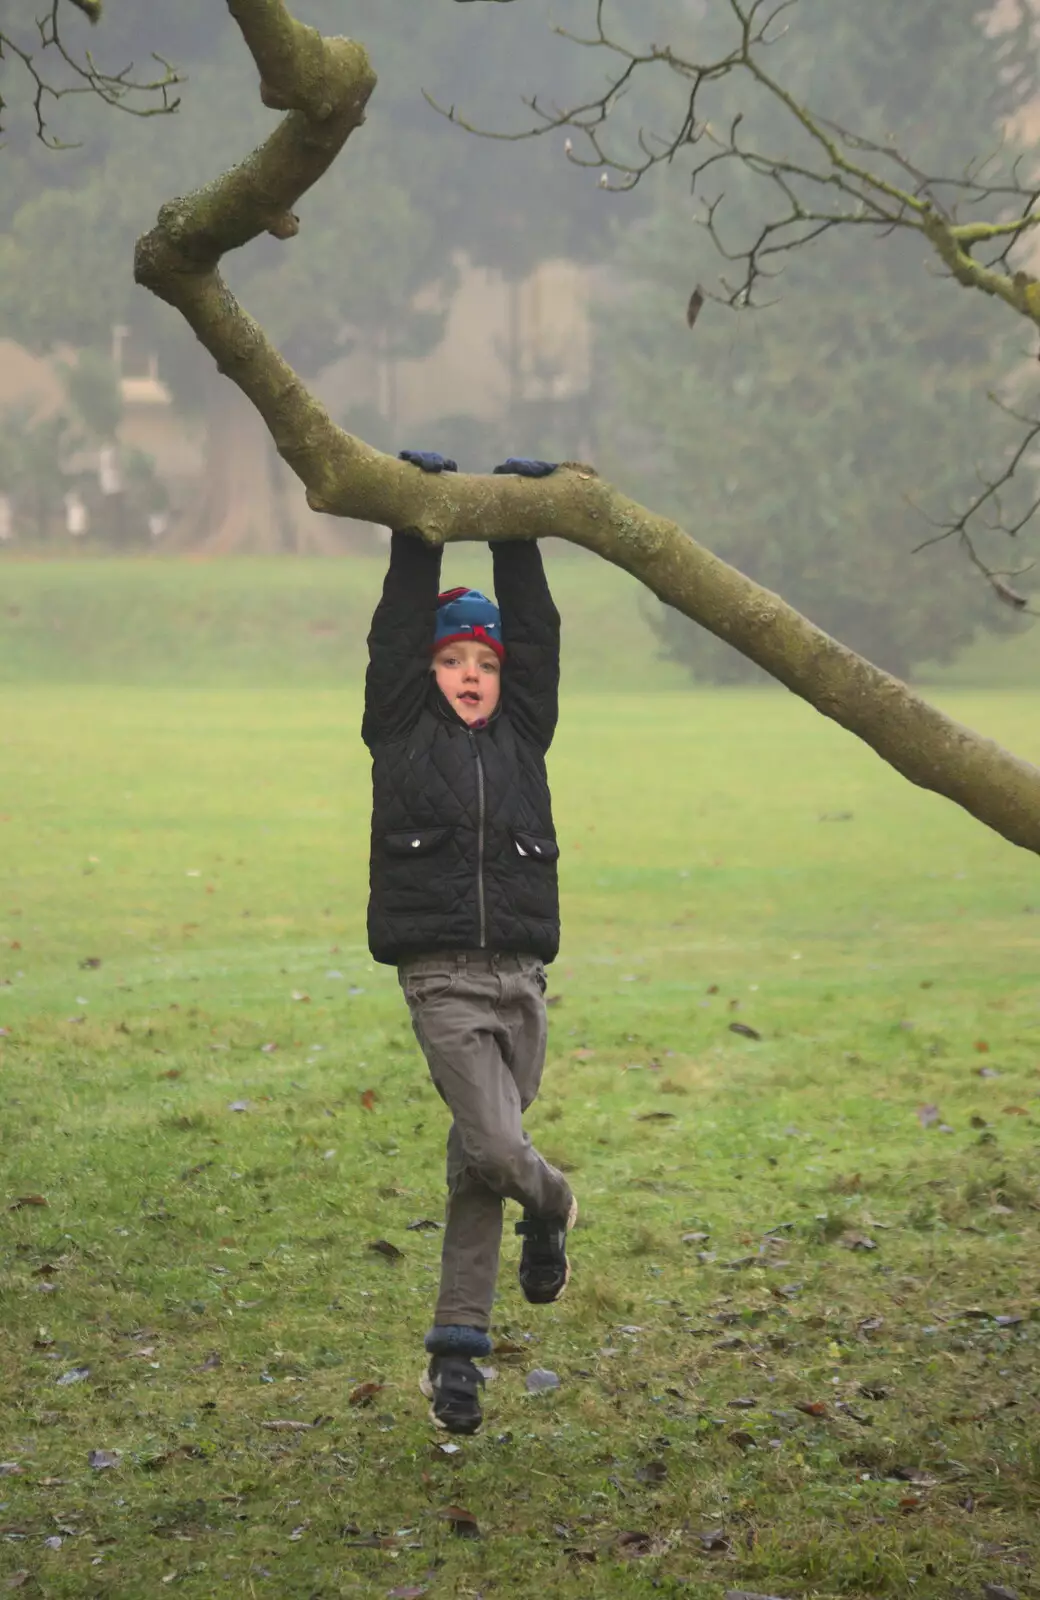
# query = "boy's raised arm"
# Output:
<box><xmin>362</xmin><ymin>529</ymin><xmax>443</xmax><ymax>748</ymax></box>
<box><xmin>489</xmin><ymin>459</ymin><xmax>561</xmax><ymax>752</ymax></box>
<box><xmin>491</xmin><ymin>538</ymin><xmax>560</xmax><ymax>752</ymax></box>
<box><xmin>362</xmin><ymin>452</ymin><xmax>457</xmax><ymax>748</ymax></box>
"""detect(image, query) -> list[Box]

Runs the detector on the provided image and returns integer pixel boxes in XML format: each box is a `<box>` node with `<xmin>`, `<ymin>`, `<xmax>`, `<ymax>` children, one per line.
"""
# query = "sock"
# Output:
<box><xmin>425</xmin><ymin>1324</ymin><xmax>492</xmax><ymax>1358</ymax></box>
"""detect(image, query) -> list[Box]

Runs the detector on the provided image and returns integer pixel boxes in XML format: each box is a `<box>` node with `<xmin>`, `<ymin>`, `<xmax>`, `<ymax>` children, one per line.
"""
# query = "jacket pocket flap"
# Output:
<box><xmin>511</xmin><ymin>829</ymin><xmax>559</xmax><ymax>863</ymax></box>
<box><xmin>384</xmin><ymin>826</ymin><xmax>454</xmax><ymax>857</ymax></box>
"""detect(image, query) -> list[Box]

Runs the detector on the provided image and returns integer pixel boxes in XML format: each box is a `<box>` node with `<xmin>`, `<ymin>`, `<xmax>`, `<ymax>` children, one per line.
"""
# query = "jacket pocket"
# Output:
<box><xmin>511</xmin><ymin>829</ymin><xmax>559</xmax><ymax>863</ymax></box>
<box><xmin>384</xmin><ymin>826</ymin><xmax>454</xmax><ymax>857</ymax></box>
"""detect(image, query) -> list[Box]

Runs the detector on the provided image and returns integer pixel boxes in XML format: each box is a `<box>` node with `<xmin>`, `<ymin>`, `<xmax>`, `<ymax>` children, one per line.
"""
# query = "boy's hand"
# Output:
<box><xmin>492</xmin><ymin>458</ymin><xmax>559</xmax><ymax>478</ymax></box>
<box><xmin>399</xmin><ymin>449</ymin><xmax>458</xmax><ymax>473</ymax></box>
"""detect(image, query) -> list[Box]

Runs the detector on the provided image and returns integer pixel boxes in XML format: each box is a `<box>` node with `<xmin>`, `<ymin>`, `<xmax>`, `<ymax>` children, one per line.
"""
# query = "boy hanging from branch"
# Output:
<box><xmin>361</xmin><ymin>449</ymin><xmax>577</xmax><ymax>1436</ymax></box>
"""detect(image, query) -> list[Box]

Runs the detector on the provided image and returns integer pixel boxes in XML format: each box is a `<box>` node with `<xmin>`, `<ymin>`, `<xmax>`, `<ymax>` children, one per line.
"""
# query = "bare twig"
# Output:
<box><xmin>0</xmin><ymin>0</ymin><xmax>182</xmax><ymax>147</ymax></box>
<box><xmin>427</xmin><ymin>0</ymin><xmax>1040</xmax><ymax>570</ymax></box>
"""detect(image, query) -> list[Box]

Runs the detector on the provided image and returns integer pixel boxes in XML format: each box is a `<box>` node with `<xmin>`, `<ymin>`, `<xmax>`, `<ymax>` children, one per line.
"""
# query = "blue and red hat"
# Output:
<box><xmin>433</xmin><ymin>587</ymin><xmax>505</xmax><ymax>660</ymax></box>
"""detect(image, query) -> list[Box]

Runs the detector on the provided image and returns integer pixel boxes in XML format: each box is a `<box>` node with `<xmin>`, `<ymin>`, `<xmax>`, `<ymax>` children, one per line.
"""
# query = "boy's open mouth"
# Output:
<box><xmin>458</xmin><ymin>691</ymin><xmax>480</xmax><ymax>704</ymax></box>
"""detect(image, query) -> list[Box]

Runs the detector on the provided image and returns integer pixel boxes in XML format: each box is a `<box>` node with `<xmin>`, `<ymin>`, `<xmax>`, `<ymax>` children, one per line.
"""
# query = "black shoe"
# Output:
<box><xmin>515</xmin><ymin>1197</ymin><xmax>578</xmax><ymax>1305</ymax></box>
<box><xmin>420</xmin><ymin>1354</ymin><xmax>485</xmax><ymax>1435</ymax></box>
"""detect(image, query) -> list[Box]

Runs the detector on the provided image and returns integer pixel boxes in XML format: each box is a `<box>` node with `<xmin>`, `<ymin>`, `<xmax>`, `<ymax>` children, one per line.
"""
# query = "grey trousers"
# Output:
<box><xmin>399</xmin><ymin>950</ymin><xmax>573</xmax><ymax>1332</ymax></box>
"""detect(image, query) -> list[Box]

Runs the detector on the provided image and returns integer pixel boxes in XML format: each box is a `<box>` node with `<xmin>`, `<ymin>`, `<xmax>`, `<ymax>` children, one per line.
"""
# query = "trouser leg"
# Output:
<box><xmin>434</xmin><ymin>1122</ymin><xmax>503</xmax><ymax>1331</ymax></box>
<box><xmin>401</xmin><ymin>955</ymin><xmax>572</xmax><ymax>1332</ymax></box>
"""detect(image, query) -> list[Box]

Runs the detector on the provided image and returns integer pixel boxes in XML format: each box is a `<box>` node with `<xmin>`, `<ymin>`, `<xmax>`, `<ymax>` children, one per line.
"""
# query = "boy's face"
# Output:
<box><xmin>432</xmin><ymin>639</ymin><xmax>502</xmax><ymax>724</ymax></box>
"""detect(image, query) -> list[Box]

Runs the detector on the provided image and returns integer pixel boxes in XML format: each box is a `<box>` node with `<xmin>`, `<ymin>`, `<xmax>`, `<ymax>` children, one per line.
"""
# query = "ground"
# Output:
<box><xmin>0</xmin><ymin>562</ymin><xmax>1038</xmax><ymax>1598</ymax></box>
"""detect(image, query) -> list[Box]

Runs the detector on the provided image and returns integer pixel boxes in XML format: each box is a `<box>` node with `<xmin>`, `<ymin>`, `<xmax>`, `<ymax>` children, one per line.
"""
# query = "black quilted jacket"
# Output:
<box><xmin>362</xmin><ymin>531</ymin><xmax>561</xmax><ymax>966</ymax></box>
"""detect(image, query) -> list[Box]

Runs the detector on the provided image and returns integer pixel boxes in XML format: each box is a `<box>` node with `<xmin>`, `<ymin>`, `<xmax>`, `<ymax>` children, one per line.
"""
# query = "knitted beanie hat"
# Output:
<box><xmin>433</xmin><ymin>587</ymin><xmax>505</xmax><ymax>660</ymax></box>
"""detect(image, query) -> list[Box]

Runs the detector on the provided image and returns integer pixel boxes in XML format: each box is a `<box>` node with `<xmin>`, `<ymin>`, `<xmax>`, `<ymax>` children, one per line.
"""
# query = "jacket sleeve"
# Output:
<box><xmin>362</xmin><ymin>530</ymin><xmax>443</xmax><ymax>749</ymax></box>
<box><xmin>491</xmin><ymin>540</ymin><xmax>560</xmax><ymax>752</ymax></box>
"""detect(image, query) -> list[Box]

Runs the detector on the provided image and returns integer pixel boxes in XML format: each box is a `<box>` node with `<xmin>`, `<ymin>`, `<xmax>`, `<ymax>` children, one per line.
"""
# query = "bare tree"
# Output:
<box><xmin>1</xmin><ymin>0</ymin><xmax>181</xmax><ymax>147</ymax></box>
<box><xmin>134</xmin><ymin>0</ymin><xmax>1040</xmax><ymax>857</ymax></box>
<box><xmin>433</xmin><ymin>0</ymin><xmax>1040</xmax><ymax>609</ymax></box>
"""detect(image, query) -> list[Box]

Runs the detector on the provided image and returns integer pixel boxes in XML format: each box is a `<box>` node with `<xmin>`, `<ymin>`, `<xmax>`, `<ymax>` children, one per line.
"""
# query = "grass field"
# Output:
<box><xmin>1</xmin><ymin>571</ymin><xmax>1040</xmax><ymax>1597</ymax></box>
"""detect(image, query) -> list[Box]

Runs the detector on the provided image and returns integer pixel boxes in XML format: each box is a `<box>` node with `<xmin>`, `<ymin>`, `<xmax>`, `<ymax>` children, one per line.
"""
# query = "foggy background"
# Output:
<box><xmin>2</xmin><ymin>0</ymin><xmax>1039</xmax><ymax>686</ymax></box>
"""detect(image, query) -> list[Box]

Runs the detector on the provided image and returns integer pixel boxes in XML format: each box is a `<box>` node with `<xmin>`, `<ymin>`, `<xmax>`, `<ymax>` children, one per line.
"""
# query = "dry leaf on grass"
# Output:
<box><xmin>439</xmin><ymin>1504</ymin><xmax>479</xmax><ymax>1538</ymax></box>
<box><xmin>349</xmin><ymin>1381</ymin><xmax>385</xmax><ymax>1407</ymax></box>
<box><xmin>9</xmin><ymin>1195</ymin><xmax>47</xmax><ymax>1210</ymax></box>
<box><xmin>367</xmin><ymin>1239</ymin><xmax>403</xmax><ymax>1261</ymax></box>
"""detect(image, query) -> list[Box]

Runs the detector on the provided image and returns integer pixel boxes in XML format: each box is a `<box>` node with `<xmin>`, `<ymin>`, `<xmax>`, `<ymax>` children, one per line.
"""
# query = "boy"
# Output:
<box><xmin>361</xmin><ymin>450</ymin><xmax>576</xmax><ymax>1436</ymax></box>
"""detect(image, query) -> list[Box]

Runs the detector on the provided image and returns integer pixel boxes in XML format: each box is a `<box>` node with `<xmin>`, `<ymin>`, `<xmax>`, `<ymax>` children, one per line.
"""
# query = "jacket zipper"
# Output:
<box><xmin>468</xmin><ymin>730</ymin><xmax>487</xmax><ymax>948</ymax></box>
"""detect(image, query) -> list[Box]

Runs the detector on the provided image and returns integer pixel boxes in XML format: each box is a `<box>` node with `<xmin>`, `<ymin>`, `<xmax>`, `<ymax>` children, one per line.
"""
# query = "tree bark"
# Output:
<box><xmin>134</xmin><ymin>0</ymin><xmax>1040</xmax><ymax>858</ymax></box>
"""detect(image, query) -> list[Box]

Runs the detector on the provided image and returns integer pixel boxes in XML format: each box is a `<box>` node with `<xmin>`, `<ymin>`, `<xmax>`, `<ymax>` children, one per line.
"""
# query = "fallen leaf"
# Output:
<box><xmin>982</xmin><ymin>1585</ymin><xmax>1020</xmax><ymax>1600</ymax></box>
<box><xmin>725</xmin><ymin>1592</ymin><xmax>786</xmax><ymax>1600</ymax></box>
<box><xmin>728</xmin><ymin>1022</ymin><xmax>762</xmax><ymax>1041</ymax></box>
<box><xmin>349</xmin><ymin>1381</ymin><xmax>385</xmax><ymax>1407</ymax></box>
<box><xmin>686</xmin><ymin>285</ymin><xmax>705</xmax><ymax>328</ymax></box>
<box><xmin>288</xmin><ymin>1522</ymin><xmax>309</xmax><ymax>1540</ymax></box>
<box><xmin>525</xmin><ymin>1367</ymin><xmax>561</xmax><ymax>1394</ymax></box>
<box><xmin>727</xmin><ymin>1397</ymin><xmax>758</xmax><ymax>1409</ymax></box>
<box><xmin>697</xmin><ymin>1529</ymin><xmax>731</xmax><ymax>1553</ymax></box>
<box><xmin>88</xmin><ymin>1449</ymin><xmax>120</xmax><ymax>1470</ymax></box>
<box><xmin>387</xmin><ymin>1588</ymin><xmax>428</xmax><ymax>1599</ymax></box>
<box><xmin>794</xmin><ymin>1400</ymin><xmax>829</xmax><ymax>1418</ymax></box>
<box><xmin>56</xmin><ymin>1366</ymin><xmax>90</xmax><ymax>1386</ymax></box>
<box><xmin>858</xmin><ymin>1382</ymin><xmax>888</xmax><ymax>1400</ymax></box>
<box><xmin>634</xmin><ymin>1459</ymin><xmax>668</xmax><ymax>1483</ymax></box>
<box><xmin>439</xmin><ymin>1504</ymin><xmax>479</xmax><ymax>1538</ymax></box>
<box><xmin>917</xmin><ymin>1103</ymin><xmax>941</xmax><ymax>1128</ymax></box>
<box><xmin>974</xmin><ymin>1039</ymin><xmax>990</xmax><ymax>1052</ymax></box>
<box><xmin>636</xmin><ymin>1111</ymin><xmax>676</xmax><ymax>1122</ymax></box>
<box><xmin>6</xmin><ymin>1573</ymin><xmax>30</xmax><ymax>1589</ymax></box>
<box><xmin>405</xmin><ymin>1218</ymin><xmax>443</xmax><ymax>1232</ymax></box>
<box><xmin>260</xmin><ymin>1042</ymin><xmax>278</xmax><ymax>1053</ymax></box>
<box><xmin>617</xmin><ymin>1530</ymin><xmax>654</xmax><ymax>1556</ymax></box>
<box><xmin>840</xmin><ymin>1230</ymin><xmax>878</xmax><ymax>1251</ymax></box>
<box><xmin>158</xmin><ymin>1068</ymin><xmax>181</xmax><ymax>1080</ymax></box>
<box><xmin>290</xmin><ymin>991</ymin><xmax>310</xmax><ymax>1003</ymax></box>
<box><xmin>261</xmin><ymin>1418</ymin><xmax>325</xmax><ymax>1432</ymax></box>
<box><xmin>367</xmin><ymin>1239</ymin><xmax>403</xmax><ymax>1261</ymax></box>
<box><xmin>492</xmin><ymin>1339</ymin><xmax>525</xmax><ymax>1355</ymax></box>
<box><xmin>978</xmin><ymin>1066</ymin><xmax>1000</xmax><ymax>1078</ymax></box>
<box><xmin>681</xmin><ymin>1231</ymin><xmax>710</xmax><ymax>1244</ymax></box>
<box><xmin>1002</xmin><ymin>1105</ymin><xmax>1029</xmax><ymax>1116</ymax></box>
<box><xmin>43</xmin><ymin>1535</ymin><xmax>63</xmax><ymax>1550</ymax></box>
<box><xmin>970</xmin><ymin>1115</ymin><xmax>989</xmax><ymax>1129</ymax></box>
<box><xmin>227</xmin><ymin>1100</ymin><xmax>251</xmax><ymax>1113</ymax></box>
<box><xmin>728</xmin><ymin>1430</ymin><xmax>756</xmax><ymax>1450</ymax></box>
<box><xmin>361</xmin><ymin>1089</ymin><xmax>378</xmax><ymax>1111</ymax></box>
<box><xmin>197</xmin><ymin>1352</ymin><xmax>221</xmax><ymax>1372</ymax></box>
<box><xmin>9</xmin><ymin>1195</ymin><xmax>47</xmax><ymax>1210</ymax></box>
<box><xmin>79</xmin><ymin>956</ymin><xmax>102</xmax><ymax>969</ymax></box>
<box><xmin>0</xmin><ymin>1463</ymin><xmax>23</xmax><ymax>1476</ymax></box>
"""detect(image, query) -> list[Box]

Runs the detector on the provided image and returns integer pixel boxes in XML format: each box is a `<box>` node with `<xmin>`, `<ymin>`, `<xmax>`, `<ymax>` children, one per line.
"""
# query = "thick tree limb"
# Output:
<box><xmin>135</xmin><ymin>0</ymin><xmax>1040</xmax><ymax>860</ymax></box>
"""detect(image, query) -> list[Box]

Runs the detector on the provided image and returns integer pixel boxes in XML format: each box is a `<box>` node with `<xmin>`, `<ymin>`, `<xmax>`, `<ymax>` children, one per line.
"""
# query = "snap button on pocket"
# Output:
<box><xmin>411</xmin><ymin>839</ymin><xmax>420</xmax><ymax>848</ymax></box>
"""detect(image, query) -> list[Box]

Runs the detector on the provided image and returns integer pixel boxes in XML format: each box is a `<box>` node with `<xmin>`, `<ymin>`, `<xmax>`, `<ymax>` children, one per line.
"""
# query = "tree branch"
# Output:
<box><xmin>135</xmin><ymin>0</ymin><xmax>1040</xmax><ymax>861</ymax></box>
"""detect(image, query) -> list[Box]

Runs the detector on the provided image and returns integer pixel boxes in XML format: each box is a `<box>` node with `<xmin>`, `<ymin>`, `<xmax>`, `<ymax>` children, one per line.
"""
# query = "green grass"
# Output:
<box><xmin>2</xmin><ymin>551</ymin><xmax>1040</xmax><ymax>690</ymax></box>
<box><xmin>1</xmin><ymin>675</ymin><xmax>1040</xmax><ymax>1598</ymax></box>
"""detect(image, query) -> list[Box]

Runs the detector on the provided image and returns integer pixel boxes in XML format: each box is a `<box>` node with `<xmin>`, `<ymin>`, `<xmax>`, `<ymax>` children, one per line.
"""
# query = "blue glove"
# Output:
<box><xmin>398</xmin><ymin>449</ymin><xmax>458</xmax><ymax>473</ymax></box>
<box><xmin>492</xmin><ymin>458</ymin><xmax>559</xmax><ymax>478</ymax></box>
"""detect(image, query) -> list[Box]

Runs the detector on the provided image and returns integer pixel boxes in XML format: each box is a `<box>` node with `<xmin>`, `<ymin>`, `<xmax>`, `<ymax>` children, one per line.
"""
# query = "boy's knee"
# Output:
<box><xmin>465</xmin><ymin>1130</ymin><xmax>528</xmax><ymax>1194</ymax></box>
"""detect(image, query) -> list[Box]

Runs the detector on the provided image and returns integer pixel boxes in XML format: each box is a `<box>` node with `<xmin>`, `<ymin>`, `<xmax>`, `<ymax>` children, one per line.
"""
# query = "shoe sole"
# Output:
<box><xmin>419</xmin><ymin>1368</ymin><xmax>482</xmax><ymax>1435</ymax></box>
<box><xmin>521</xmin><ymin>1195</ymin><xmax>579</xmax><ymax>1305</ymax></box>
